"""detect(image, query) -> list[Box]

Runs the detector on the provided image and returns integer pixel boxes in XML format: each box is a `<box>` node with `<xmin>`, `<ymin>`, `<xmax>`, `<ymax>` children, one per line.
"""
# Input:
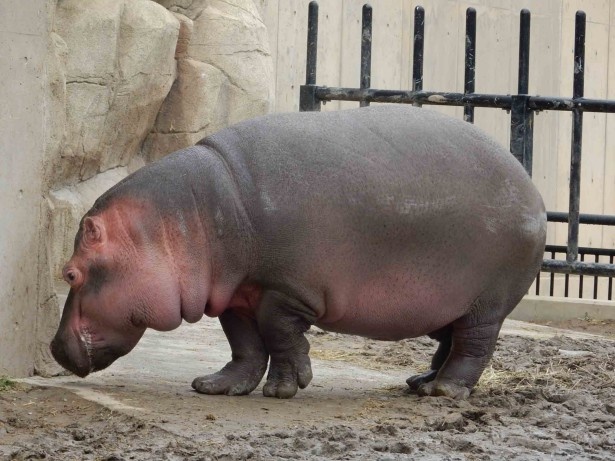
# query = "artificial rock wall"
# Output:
<box><xmin>31</xmin><ymin>0</ymin><xmax>273</xmax><ymax>376</ymax></box>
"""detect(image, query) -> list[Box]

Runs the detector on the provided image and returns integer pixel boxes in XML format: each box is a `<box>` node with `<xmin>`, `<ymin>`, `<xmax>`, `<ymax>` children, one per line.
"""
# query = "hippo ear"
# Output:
<box><xmin>83</xmin><ymin>216</ymin><xmax>107</xmax><ymax>247</ymax></box>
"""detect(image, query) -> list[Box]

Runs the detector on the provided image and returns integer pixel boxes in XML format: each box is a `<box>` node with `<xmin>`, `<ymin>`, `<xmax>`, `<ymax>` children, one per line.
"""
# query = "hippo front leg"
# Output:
<box><xmin>256</xmin><ymin>291</ymin><xmax>317</xmax><ymax>399</ymax></box>
<box><xmin>192</xmin><ymin>309</ymin><xmax>268</xmax><ymax>396</ymax></box>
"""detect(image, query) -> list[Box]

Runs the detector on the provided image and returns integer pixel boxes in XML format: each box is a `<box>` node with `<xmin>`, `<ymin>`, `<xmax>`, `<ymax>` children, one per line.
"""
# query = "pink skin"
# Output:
<box><xmin>51</xmin><ymin>200</ymin><xmax>231</xmax><ymax>377</ymax></box>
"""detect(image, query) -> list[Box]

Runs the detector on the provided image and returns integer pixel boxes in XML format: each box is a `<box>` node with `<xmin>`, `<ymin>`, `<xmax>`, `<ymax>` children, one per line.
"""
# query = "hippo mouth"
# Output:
<box><xmin>78</xmin><ymin>327</ymin><xmax>95</xmax><ymax>369</ymax></box>
<box><xmin>89</xmin><ymin>345</ymin><xmax>124</xmax><ymax>373</ymax></box>
<box><xmin>79</xmin><ymin>328</ymin><xmax>129</xmax><ymax>374</ymax></box>
<box><xmin>49</xmin><ymin>326</ymin><xmax>92</xmax><ymax>378</ymax></box>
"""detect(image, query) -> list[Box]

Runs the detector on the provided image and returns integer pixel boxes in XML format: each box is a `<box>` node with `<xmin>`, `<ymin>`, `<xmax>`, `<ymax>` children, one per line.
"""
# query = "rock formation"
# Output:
<box><xmin>36</xmin><ymin>0</ymin><xmax>273</xmax><ymax>375</ymax></box>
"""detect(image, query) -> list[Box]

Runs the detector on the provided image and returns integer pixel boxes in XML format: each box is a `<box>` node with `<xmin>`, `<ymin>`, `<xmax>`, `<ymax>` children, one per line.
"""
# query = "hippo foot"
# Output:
<box><xmin>192</xmin><ymin>360</ymin><xmax>267</xmax><ymax>396</ymax></box>
<box><xmin>263</xmin><ymin>353</ymin><xmax>312</xmax><ymax>399</ymax></box>
<box><xmin>406</xmin><ymin>369</ymin><xmax>438</xmax><ymax>391</ymax></box>
<box><xmin>417</xmin><ymin>379</ymin><xmax>471</xmax><ymax>400</ymax></box>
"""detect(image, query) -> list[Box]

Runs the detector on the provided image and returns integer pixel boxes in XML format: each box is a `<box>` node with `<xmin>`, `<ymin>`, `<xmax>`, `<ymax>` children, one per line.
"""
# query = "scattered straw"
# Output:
<box><xmin>478</xmin><ymin>355</ymin><xmax>614</xmax><ymax>393</ymax></box>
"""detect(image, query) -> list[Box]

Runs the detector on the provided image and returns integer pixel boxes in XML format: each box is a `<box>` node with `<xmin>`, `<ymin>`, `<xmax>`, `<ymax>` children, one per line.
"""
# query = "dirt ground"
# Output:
<box><xmin>1</xmin><ymin>320</ymin><xmax>614</xmax><ymax>460</ymax></box>
<box><xmin>534</xmin><ymin>318</ymin><xmax>615</xmax><ymax>340</ymax></box>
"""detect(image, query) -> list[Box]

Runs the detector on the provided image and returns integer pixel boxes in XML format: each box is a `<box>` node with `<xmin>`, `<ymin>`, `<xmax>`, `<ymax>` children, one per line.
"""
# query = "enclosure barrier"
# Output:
<box><xmin>300</xmin><ymin>2</ymin><xmax>615</xmax><ymax>299</ymax></box>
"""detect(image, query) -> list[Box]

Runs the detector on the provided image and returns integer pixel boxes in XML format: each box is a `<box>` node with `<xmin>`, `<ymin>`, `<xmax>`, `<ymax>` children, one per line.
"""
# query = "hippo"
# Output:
<box><xmin>50</xmin><ymin>105</ymin><xmax>546</xmax><ymax>399</ymax></box>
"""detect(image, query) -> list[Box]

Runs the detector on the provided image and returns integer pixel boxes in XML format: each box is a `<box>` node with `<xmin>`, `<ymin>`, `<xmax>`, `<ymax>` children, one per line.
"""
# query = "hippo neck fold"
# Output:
<box><xmin>87</xmin><ymin>146</ymin><xmax>256</xmax><ymax>326</ymax></box>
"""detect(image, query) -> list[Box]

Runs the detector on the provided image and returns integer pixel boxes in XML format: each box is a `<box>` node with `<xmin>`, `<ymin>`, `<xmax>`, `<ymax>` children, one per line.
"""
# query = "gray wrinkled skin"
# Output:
<box><xmin>51</xmin><ymin>106</ymin><xmax>546</xmax><ymax>399</ymax></box>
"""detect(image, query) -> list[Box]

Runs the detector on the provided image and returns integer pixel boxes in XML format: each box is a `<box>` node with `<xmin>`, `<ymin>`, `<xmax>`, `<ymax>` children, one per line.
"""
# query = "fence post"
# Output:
<box><xmin>360</xmin><ymin>4</ymin><xmax>373</xmax><ymax>107</ymax></box>
<box><xmin>509</xmin><ymin>9</ymin><xmax>533</xmax><ymax>176</ymax></box>
<box><xmin>300</xmin><ymin>1</ymin><xmax>322</xmax><ymax>112</ymax></box>
<box><xmin>463</xmin><ymin>8</ymin><xmax>476</xmax><ymax>123</ymax></box>
<box><xmin>412</xmin><ymin>6</ymin><xmax>425</xmax><ymax>107</ymax></box>
<box><xmin>510</xmin><ymin>96</ymin><xmax>534</xmax><ymax>175</ymax></box>
<box><xmin>566</xmin><ymin>11</ymin><xmax>586</xmax><ymax>263</ymax></box>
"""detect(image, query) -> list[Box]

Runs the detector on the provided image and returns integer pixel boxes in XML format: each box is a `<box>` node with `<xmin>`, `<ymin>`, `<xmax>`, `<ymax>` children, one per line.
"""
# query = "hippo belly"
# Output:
<box><xmin>315</xmin><ymin>271</ymin><xmax>476</xmax><ymax>341</ymax></box>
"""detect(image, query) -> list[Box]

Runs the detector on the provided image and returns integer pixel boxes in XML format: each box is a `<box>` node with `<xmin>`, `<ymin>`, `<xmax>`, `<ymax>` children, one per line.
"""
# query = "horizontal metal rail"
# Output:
<box><xmin>314</xmin><ymin>87</ymin><xmax>514</xmax><ymax>107</ymax></box>
<box><xmin>547</xmin><ymin>212</ymin><xmax>615</xmax><ymax>226</ymax></box>
<box><xmin>545</xmin><ymin>245</ymin><xmax>615</xmax><ymax>257</ymax></box>
<box><xmin>312</xmin><ymin>87</ymin><xmax>615</xmax><ymax>113</ymax></box>
<box><xmin>538</xmin><ymin>247</ymin><xmax>614</xmax><ymax>299</ymax></box>
<box><xmin>529</xmin><ymin>96</ymin><xmax>615</xmax><ymax>112</ymax></box>
<box><xmin>542</xmin><ymin>259</ymin><xmax>615</xmax><ymax>277</ymax></box>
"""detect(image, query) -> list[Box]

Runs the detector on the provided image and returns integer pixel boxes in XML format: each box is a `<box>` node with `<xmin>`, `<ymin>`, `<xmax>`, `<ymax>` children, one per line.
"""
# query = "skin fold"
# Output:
<box><xmin>51</xmin><ymin>105</ymin><xmax>546</xmax><ymax>399</ymax></box>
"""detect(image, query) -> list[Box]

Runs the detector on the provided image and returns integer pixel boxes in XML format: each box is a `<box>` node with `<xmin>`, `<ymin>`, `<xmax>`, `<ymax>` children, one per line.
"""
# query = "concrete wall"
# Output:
<box><xmin>259</xmin><ymin>0</ymin><xmax>615</xmax><ymax>300</ymax></box>
<box><xmin>0</xmin><ymin>0</ymin><xmax>49</xmax><ymax>376</ymax></box>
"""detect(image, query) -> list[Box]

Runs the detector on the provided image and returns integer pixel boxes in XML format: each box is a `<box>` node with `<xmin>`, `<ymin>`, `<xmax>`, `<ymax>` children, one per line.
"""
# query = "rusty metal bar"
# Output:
<box><xmin>412</xmin><ymin>6</ymin><xmax>425</xmax><ymax>96</ymax></box>
<box><xmin>463</xmin><ymin>8</ymin><xmax>476</xmax><ymax>123</ymax></box>
<box><xmin>299</xmin><ymin>1</ymin><xmax>322</xmax><ymax>112</ymax></box>
<box><xmin>566</xmin><ymin>11</ymin><xmax>586</xmax><ymax>264</ymax></box>
<box><xmin>360</xmin><ymin>4</ymin><xmax>373</xmax><ymax>108</ymax></box>
<box><xmin>510</xmin><ymin>10</ymin><xmax>533</xmax><ymax>175</ymax></box>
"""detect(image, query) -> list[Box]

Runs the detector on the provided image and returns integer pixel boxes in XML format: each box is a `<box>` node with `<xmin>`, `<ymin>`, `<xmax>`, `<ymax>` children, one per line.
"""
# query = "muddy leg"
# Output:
<box><xmin>418</xmin><ymin>316</ymin><xmax>503</xmax><ymax>400</ymax></box>
<box><xmin>256</xmin><ymin>291</ymin><xmax>317</xmax><ymax>399</ymax></box>
<box><xmin>192</xmin><ymin>309</ymin><xmax>268</xmax><ymax>396</ymax></box>
<box><xmin>406</xmin><ymin>326</ymin><xmax>452</xmax><ymax>391</ymax></box>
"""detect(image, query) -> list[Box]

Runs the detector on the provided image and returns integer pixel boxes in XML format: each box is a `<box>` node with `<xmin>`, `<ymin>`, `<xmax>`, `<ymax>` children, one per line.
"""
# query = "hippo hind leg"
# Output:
<box><xmin>416</xmin><ymin>315</ymin><xmax>503</xmax><ymax>399</ymax></box>
<box><xmin>192</xmin><ymin>309</ymin><xmax>268</xmax><ymax>396</ymax></box>
<box><xmin>406</xmin><ymin>326</ymin><xmax>452</xmax><ymax>391</ymax></box>
<box><xmin>415</xmin><ymin>288</ymin><xmax>519</xmax><ymax>399</ymax></box>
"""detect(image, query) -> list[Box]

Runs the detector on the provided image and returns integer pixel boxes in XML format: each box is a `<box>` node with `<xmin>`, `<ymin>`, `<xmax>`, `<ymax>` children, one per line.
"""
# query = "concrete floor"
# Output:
<box><xmin>20</xmin><ymin>318</ymin><xmax>608</xmax><ymax>419</ymax></box>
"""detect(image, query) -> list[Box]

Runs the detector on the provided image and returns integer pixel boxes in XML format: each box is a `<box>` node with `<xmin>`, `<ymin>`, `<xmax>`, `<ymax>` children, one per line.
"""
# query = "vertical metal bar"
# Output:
<box><xmin>360</xmin><ymin>4</ymin><xmax>373</xmax><ymax>108</ymax></box>
<box><xmin>306</xmin><ymin>1</ymin><xmax>319</xmax><ymax>85</ymax></box>
<box><xmin>299</xmin><ymin>85</ymin><xmax>322</xmax><ymax>111</ymax></box>
<box><xmin>300</xmin><ymin>2</ymin><xmax>322</xmax><ymax>112</ymax></box>
<box><xmin>464</xmin><ymin>8</ymin><xmax>476</xmax><ymax>123</ymax></box>
<box><xmin>579</xmin><ymin>252</ymin><xmax>585</xmax><ymax>298</ymax></box>
<box><xmin>518</xmin><ymin>9</ymin><xmax>531</xmax><ymax>94</ymax></box>
<box><xmin>609</xmin><ymin>255</ymin><xmax>613</xmax><ymax>301</ymax></box>
<box><xmin>565</xmin><ymin>273</ymin><xmax>569</xmax><ymax>297</ymax></box>
<box><xmin>510</xmin><ymin>96</ymin><xmax>534</xmax><ymax>174</ymax></box>
<box><xmin>593</xmin><ymin>254</ymin><xmax>599</xmax><ymax>299</ymax></box>
<box><xmin>550</xmin><ymin>250</ymin><xmax>555</xmax><ymax>296</ymax></box>
<box><xmin>509</xmin><ymin>9</ymin><xmax>534</xmax><ymax>176</ymax></box>
<box><xmin>535</xmin><ymin>267</ymin><xmax>541</xmax><ymax>295</ymax></box>
<box><xmin>566</xmin><ymin>11</ymin><xmax>586</xmax><ymax>263</ymax></box>
<box><xmin>412</xmin><ymin>6</ymin><xmax>425</xmax><ymax>94</ymax></box>
<box><xmin>564</xmin><ymin>246</ymin><xmax>569</xmax><ymax>297</ymax></box>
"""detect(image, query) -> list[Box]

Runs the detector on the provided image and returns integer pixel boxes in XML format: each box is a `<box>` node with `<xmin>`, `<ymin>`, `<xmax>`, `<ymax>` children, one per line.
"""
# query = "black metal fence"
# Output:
<box><xmin>299</xmin><ymin>2</ymin><xmax>615</xmax><ymax>299</ymax></box>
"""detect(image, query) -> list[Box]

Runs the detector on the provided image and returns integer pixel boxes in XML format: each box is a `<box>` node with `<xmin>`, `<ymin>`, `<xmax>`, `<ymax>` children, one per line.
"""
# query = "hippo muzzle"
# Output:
<box><xmin>50</xmin><ymin>329</ymin><xmax>91</xmax><ymax>378</ymax></box>
<box><xmin>50</xmin><ymin>328</ymin><xmax>129</xmax><ymax>378</ymax></box>
<box><xmin>50</xmin><ymin>287</ymin><xmax>137</xmax><ymax>377</ymax></box>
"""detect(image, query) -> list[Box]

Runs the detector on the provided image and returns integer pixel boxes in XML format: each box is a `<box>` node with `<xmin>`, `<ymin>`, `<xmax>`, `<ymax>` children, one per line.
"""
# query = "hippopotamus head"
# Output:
<box><xmin>50</xmin><ymin>200</ymin><xmax>187</xmax><ymax>377</ymax></box>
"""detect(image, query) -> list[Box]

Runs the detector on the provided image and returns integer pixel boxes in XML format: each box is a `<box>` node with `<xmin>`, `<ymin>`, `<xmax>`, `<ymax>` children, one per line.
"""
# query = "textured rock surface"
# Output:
<box><xmin>142</xmin><ymin>59</ymin><xmax>228</xmax><ymax>161</ymax></box>
<box><xmin>35</xmin><ymin>0</ymin><xmax>273</xmax><ymax>375</ymax></box>
<box><xmin>144</xmin><ymin>0</ymin><xmax>274</xmax><ymax>160</ymax></box>
<box><xmin>50</xmin><ymin>0</ymin><xmax>179</xmax><ymax>187</ymax></box>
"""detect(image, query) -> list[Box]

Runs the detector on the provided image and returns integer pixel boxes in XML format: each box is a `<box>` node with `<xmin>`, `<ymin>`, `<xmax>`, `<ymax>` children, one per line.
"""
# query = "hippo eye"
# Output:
<box><xmin>63</xmin><ymin>268</ymin><xmax>82</xmax><ymax>286</ymax></box>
